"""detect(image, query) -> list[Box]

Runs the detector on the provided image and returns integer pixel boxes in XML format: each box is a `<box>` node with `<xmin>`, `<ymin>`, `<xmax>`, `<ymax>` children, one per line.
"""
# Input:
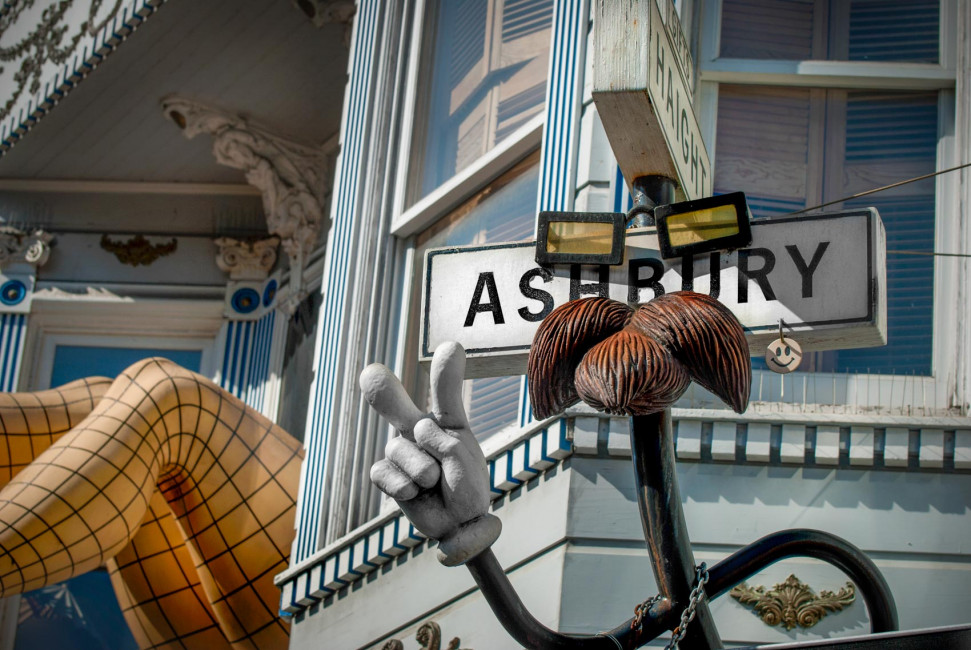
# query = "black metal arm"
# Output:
<box><xmin>462</xmin><ymin>408</ymin><xmax>898</xmax><ymax>649</ymax></box>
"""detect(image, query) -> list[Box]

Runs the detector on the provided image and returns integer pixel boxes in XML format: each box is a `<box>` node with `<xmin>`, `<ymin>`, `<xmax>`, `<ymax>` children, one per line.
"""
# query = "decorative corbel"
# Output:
<box><xmin>214</xmin><ymin>236</ymin><xmax>280</xmax><ymax>281</ymax></box>
<box><xmin>0</xmin><ymin>226</ymin><xmax>52</xmax><ymax>312</ymax></box>
<box><xmin>161</xmin><ymin>96</ymin><xmax>332</xmax><ymax>314</ymax></box>
<box><xmin>0</xmin><ymin>227</ymin><xmax>52</xmax><ymax>269</ymax></box>
<box><xmin>290</xmin><ymin>0</ymin><xmax>356</xmax><ymax>45</ymax></box>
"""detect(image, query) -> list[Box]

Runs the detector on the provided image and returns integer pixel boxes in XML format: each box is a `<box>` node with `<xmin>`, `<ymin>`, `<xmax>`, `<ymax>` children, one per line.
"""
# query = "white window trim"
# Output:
<box><xmin>24</xmin><ymin>296</ymin><xmax>223</xmax><ymax>390</ymax></box>
<box><xmin>695</xmin><ymin>0</ymin><xmax>962</xmax><ymax>415</ymax></box>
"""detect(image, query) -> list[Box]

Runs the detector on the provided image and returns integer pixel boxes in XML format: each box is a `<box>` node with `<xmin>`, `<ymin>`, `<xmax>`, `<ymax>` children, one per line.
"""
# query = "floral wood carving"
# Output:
<box><xmin>161</xmin><ymin>96</ymin><xmax>332</xmax><ymax>312</ymax></box>
<box><xmin>213</xmin><ymin>236</ymin><xmax>280</xmax><ymax>280</ymax></box>
<box><xmin>380</xmin><ymin>621</ymin><xmax>471</xmax><ymax>650</ymax></box>
<box><xmin>100</xmin><ymin>234</ymin><xmax>177</xmax><ymax>267</ymax></box>
<box><xmin>0</xmin><ymin>226</ymin><xmax>52</xmax><ymax>268</ymax></box>
<box><xmin>730</xmin><ymin>575</ymin><xmax>856</xmax><ymax>630</ymax></box>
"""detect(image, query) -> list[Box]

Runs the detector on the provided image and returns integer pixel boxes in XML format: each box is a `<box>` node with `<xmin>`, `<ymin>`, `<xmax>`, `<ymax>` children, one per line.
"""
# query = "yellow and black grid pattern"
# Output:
<box><xmin>0</xmin><ymin>358</ymin><xmax>303</xmax><ymax>650</ymax></box>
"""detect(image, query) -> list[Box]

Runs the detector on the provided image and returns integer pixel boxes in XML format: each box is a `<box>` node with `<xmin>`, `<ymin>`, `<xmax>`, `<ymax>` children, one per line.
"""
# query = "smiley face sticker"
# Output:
<box><xmin>765</xmin><ymin>337</ymin><xmax>802</xmax><ymax>374</ymax></box>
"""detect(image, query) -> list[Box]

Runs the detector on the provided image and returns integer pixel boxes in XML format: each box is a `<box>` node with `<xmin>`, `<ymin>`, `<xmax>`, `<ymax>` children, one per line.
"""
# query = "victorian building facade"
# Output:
<box><xmin>0</xmin><ymin>1</ymin><xmax>969</xmax><ymax>649</ymax></box>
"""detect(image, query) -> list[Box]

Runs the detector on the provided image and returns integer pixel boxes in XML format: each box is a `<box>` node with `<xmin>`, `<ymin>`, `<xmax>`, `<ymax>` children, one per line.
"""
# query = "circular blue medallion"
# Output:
<box><xmin>263</xmin><ymin>279</ymin><xmax>278</xmax><ymax>307</ymax></box>
<box><xmin>231</xmin><ymin>287</ymin><xmax>260</xmax><ymax>314</ymax></box>
<box><xmin>0</xmin><ymin>280</ymin><xmax>27</xmax><ymax>306</ymax></box>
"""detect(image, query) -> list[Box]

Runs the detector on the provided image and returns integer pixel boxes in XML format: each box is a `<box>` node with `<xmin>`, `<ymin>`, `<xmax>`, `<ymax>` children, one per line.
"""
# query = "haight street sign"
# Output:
<box><xmin>421</xmin><ymin>210</ymin><xmax>887</xmax><ymax>378</ymax></box>
<box><xmin>592</xmin><ymin>0</ymin><xmax>711</xmax><ymax>201</ymax></box>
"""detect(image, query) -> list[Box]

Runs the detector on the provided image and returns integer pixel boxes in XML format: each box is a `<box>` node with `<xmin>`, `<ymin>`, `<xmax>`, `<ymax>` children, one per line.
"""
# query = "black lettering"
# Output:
<box><xmin>464</xmin><ymin>272</ymin><xmax>505</xmax><ymax>326</ymax></box>
<box><xmin>689</xmin><ymin>135</ymin><xmax>699</xmax><ymax>185</ymax></box>
<box><xmin>738</xmin><ymin>248</ymin><xmax>776</xmax><ymax>303</ymax></box>
<box><xmin>518</xmin><ymin>266</ymin><xmax>554</xmax><ymax>322</ymax></box>
<box><xmin>655</xmin><ymin>37</ymin><xmax>665</xmax><ymax>89</ymax></box>
<box><xmin>785</xmin><ymin>242</ymin><xmax>830</xmax><ymax>298</ymax></box>
<box><xmin>680</xmin><ymin>108</ymin><xmax>690</xmax><ymax>163</ymax></box>
<box><xmin>666</xmin><ymin>67</ymin><xmax>675</xmax><ymax>123</ymax></box>
<box><xmin>570</xmin><ymin>264</ymin><xmax>610</xmax><ymax>300</ymax></box>
<box><xmin>628</xmin><ymin>258</ymin><xmax>666</xmax><ymax>303</ymax></box>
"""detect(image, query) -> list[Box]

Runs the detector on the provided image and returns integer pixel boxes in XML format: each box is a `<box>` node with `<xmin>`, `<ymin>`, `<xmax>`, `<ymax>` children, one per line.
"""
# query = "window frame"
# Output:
<box><xmin>694</xmin><ymin>0</ymin><xmax>961</xmax><ymax>415</ymax></box>
<box><xmin>388</xmin><ymin>0</ymin><xmax>553</xmax><ymax>439</ymax></box>
<box><xmin>25</xmin><ymin>298</ymin><xmax>223</xmax><ymax>391</ymax></box>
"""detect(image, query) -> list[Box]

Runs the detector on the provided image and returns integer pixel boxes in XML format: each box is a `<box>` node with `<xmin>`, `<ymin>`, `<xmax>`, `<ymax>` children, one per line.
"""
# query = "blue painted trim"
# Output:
<box><xmin>0</xmin><ymin>1</ymin><xmax>167</xmax><ymax>157</ymax></box>
<box><xmin>520</xmin><ymin>0</ymin><xmax>588</xmax><ymax>428</ymax></box>
<box><xmin>296</xmin><ymin>0</ymin><xmax>381</xmax><ymax>562</ymax></box>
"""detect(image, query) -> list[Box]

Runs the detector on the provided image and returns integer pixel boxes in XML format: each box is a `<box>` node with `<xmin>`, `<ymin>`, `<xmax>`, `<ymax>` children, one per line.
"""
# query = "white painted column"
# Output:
<box><xmin>519</xmin><ymin>0</ymin><xmax>592</xmax><ymax>427</ymax></box>
<box><xmin>214</xmin><ymin>311</ymin><xmax>278</xmax><ymax>417</ymax></box>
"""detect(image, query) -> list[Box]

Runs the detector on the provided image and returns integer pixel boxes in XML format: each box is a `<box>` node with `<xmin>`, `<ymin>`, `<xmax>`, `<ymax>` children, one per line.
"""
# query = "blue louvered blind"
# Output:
<box><xmin>827</xmin><ymin>91</ymin><xmax>938</xmax><ymax>374</ymax></box>
<box><xmin>415</xmin><ymin>0</ymin><xmax>553</xmax><ymax>202</ymax></box>
<box><xmin>720</xmin><ymin>0</ymin><xmax>939</xmax><ymax>63</ymax></box>
<box><xmin>714</xmin><ymin>87</ymin><xmax>938</xmax><ymax>376</ymax></box>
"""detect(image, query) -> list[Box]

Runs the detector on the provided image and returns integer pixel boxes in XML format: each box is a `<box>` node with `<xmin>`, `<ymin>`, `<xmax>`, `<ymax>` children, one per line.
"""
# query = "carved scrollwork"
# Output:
<box><xmin>290</xmin><ymin>0</ymin><xmax>356</xmax><ymax>45</ymax></box>
<box><xmin>213</xmin><ymin>236</ymin><xmax>280</xmax><ymax>280</ymax></box>
<box><xmin>100</xmin><ymin>234</ymin><xmax>177</xmax><ymax>267</ymax></box>
<box><xmin>730</xmin><ymin>575</ymin><xmax>856</xmax><ymax>631</ymax></box>
<box><xmin>162</xmin><ymin>96</ymin><xmax>332</xmax><ymax>312</ymax></box>
<box><xmin>380</xmin><ymin>621</ymin><xmax>471</xmax><ymax>650</ymax></box>
<box><xmin>1</xmin><ymin>0</ymin><xmax>160</xmax><ymax>127</ymax></box>
<box><xmin>0</xmin><ymin>227</ymin><xmax>52</xmax><ymax>268</ymax></box>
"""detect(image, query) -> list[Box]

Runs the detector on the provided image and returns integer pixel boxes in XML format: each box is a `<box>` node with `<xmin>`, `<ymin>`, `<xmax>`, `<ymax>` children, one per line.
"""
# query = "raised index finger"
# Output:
<box><xmin>360</xmin><ymin>363</ymin><xmax>424</xmax><ymax>439</ymax></box>
<box><xmin>430</xmin><ymin>341</ymin><xmax>469</xmax><ymax>430</ymax></box>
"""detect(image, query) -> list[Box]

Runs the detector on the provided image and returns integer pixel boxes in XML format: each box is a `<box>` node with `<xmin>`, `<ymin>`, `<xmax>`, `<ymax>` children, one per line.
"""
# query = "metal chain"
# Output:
<box><xmin>665</xmin><ymin>563</ymin><xmax>710</xmax><ymax>650</ymax></box>
<box><xmin>628</xmin><ymin>563</ymin><xmax>710</xmax><ymax>649</ymax></box>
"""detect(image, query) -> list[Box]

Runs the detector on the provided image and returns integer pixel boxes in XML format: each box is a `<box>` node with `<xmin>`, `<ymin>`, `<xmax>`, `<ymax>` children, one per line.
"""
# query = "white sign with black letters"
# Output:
<box><xmin>421</xmin><ymin>210</ymin><xmax>886</xmax><ymax>378</ymax></box>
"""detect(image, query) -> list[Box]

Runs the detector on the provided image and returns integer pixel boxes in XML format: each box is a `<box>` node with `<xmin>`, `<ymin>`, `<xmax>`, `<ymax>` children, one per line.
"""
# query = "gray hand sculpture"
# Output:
<box><xmin>363</xmin><ymin>341</ymin><xmax>501</xmax><ymax>566</ymax></box>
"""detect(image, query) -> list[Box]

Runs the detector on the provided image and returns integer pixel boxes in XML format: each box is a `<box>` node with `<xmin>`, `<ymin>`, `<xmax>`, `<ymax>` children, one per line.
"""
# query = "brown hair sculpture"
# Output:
<box><xmin>0</xmin><ymin>358</ymin><xmax>303</xmax><ymax>650</ymax></box>
<box><xmin>528</xmin><ymin>291</ymin><xmax>751</xmax><ymax>418</ymax></box>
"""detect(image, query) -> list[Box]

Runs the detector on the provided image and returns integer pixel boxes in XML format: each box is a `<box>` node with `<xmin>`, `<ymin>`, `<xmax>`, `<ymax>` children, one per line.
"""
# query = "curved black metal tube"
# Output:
<box><xmin>630</xmin><ymin>411</ymin><xmax>722</xmax><ymax>649</ymax></box>
<box><xmin>467</xmin><ymin>548</ymin><xmax>674</xmax><ymax>649</ymax></box>
<box><xmin>705</xmin><ymin>528</ymin><xmax>899</xmax><ymax>632</ymax></box>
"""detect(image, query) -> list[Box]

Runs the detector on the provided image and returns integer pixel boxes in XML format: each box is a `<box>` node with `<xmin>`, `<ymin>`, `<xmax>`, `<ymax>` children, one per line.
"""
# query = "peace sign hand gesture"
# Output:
<box><xmin>363</xmin><ymin>342</ymin><xmax>501</xmax><ymax>566</ymax></box>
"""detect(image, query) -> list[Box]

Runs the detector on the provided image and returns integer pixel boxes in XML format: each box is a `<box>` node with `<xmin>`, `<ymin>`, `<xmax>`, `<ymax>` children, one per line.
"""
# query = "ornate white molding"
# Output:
<box><xmin>213</xmin><ymin>236</ymin><xmax>280</xmax><ymax>281</ymax></box>
<box><xmin>0</xmin><ymin>227</ymin><xmax>52</xmax><ymax>268</ymax></box>
<box><xmin>290</xmin><ymin>0</ymin><xmax>355</xmax><ymax>44</ymax></box>
<box><xmin>0</xmin><ymin>0</ymin><xmax>166</xmax><ymax>155</ymax></box>
<box><xmin>162</xmin><ymin>96</ymin><xmax>332</xmax><ymax>312</ymax></box>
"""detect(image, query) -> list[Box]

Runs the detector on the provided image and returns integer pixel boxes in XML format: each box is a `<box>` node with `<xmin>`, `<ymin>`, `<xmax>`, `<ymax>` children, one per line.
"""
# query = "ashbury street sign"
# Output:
<box><xmin>421</xmin><ymin>210</ymin><xmax>887</xmax><ymax>378</ymax></box>
<box><xmin>592</xmin><ymin>0</ymin><xmax>710</xmax><ymax>200</ymax></box>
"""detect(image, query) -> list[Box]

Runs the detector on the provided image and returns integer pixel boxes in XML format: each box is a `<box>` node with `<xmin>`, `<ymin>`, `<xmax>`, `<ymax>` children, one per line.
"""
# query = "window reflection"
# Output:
<box><xmin>409</xmin><ymin>152</ymin><xmax>540</xmax><ymax>439</ymax></box>
<box><xmin>412</xmin><ymin>0</ymin><xmax>553</xmax><ymax>203</ymax></box>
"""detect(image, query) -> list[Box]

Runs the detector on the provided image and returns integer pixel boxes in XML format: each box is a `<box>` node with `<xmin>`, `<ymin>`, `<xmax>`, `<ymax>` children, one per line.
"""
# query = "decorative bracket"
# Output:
<box><xmin>214</xmin><ymin>236</ymin><xmax>280</xmax><ymax>281</ymax></box>
<box><xmin>100</xmin><ymin>234</ymin><xmax>177</xmax><ymax>267</ymax></box>
<box><xmin>730</xmin><ymin>575</ymin><xmax>856</xmax><ymax>630</ymax></box>
<box><xmin>291</xmin><ymin>0</ymin><xmax>356</xmax><ymax>45</ymax></box>
<box><xmin>0</xmin><ymin>227</ymin><xmax>52</xmax><ymax>269</ymax></box>
<box><xmin>161</xmin><ymin>96</ymin><xmax>332</xmax><ymax>313</ymax></box>
<box><xmin>381</xmin><ymin>621</ymin><xmax>470</xmax><ymax>650</ymax></box>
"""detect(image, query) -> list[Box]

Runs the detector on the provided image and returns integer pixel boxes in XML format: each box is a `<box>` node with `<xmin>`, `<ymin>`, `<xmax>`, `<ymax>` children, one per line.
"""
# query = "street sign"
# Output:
<box><xmin>592</xmin><ymin>0</ymin><xmax>711</xmax><ymax>201</ymax></box>
<box><xmin>421</xmin><ymin>210</ymin><xmax>887</xmax><ymax>378</ymax></box>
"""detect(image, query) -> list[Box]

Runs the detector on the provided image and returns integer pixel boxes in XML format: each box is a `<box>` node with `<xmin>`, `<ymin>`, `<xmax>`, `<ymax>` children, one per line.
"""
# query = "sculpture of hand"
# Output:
<box><xmin>363</xmin><ymin>342</ymin><xmax>501</xmax><ymax>566</ymax></box>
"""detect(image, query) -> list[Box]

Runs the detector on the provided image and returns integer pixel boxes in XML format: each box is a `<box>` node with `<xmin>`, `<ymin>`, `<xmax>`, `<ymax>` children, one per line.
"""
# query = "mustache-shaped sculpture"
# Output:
<box><xmin>528</xmin><ymin>292</ymin><xmax>751</xmax><ymax>418</ymax></box>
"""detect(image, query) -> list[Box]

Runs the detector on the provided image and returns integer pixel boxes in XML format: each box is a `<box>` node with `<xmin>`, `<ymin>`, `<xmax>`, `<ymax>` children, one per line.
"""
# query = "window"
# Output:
<box><xmin>714</xmin><ymin>85</ymin><xmax>938</xmax><ymax>375</ymax></box>
<box><xmin>697</xmin><ymin>0</ymin><xmax>956</xmax><ymax>412</ymax></box>
<box><xmin>409</xmin><ymin>0</ymin><xmax>553</xmax><ymax>203</ymax></box>
<box><xmin>720</xmin><ymin>0</ymin><xmax>940</xmax><ymax>63</ymax></box>
<box><xmin>406</xmin><ymin>152</ymin><xmax>540</xmax><ymax>439</ymax></box>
